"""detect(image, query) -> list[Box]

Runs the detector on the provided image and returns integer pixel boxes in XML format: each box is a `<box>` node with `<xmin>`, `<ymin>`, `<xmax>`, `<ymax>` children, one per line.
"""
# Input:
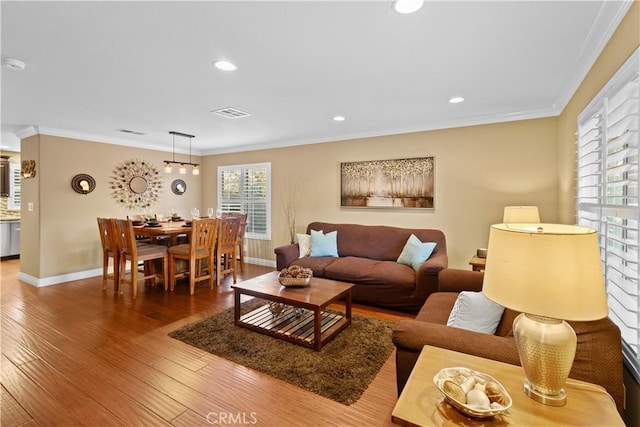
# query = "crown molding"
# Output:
<box><xmin>201</xmin><ymin>105</ymin><xmax>560</xmax><ymax>155</ymax></box>
<box><xmin>15</xmin><ymin>126</ymin><xmax>39</xmax><ymax>139</ymax></box>
<box><xmin>552</xmin><ymin>0</ymin><xmax>634</xmax><ymax>113</ymax></box>
<box><xmin>14</xmin><ymin>126</ymin><xmax>203</xmax><ymax>156</ymax></box>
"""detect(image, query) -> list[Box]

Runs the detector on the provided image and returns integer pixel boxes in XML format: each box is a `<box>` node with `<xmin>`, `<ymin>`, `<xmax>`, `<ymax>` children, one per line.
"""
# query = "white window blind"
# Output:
<box><xmin>577</xmin><ymin>47</ymin><xmax>639</xmax><ymax>382</ymax></box>
<box><xmin>7</xmin><ymin>163</ymin><xmax>21</xmax><ymax>210</ymax></box>
<box><xmin>217</xmin><ymin>162</ymin><xmax>271</xmax><ymax>240</ymax></box>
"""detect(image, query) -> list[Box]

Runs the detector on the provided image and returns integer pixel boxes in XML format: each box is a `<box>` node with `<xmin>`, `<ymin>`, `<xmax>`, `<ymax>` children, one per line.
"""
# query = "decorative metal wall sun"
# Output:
<box><xmin>109</xmin><ymin>159</ymin><xmax>163</xmax><ymax>210</ymax></box>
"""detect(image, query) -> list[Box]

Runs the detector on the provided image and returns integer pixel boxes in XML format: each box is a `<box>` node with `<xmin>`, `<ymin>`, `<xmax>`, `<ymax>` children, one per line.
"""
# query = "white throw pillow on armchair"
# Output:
<box><xmin>446</xmin><ymin>291</ymin><xmax>505</xmax><ymax>335</ymax></box>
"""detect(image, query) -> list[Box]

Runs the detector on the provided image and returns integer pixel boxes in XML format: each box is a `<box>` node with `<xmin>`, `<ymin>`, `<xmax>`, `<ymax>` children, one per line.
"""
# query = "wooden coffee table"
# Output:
<box><xmin>232</xmin><ymin>271</ymin><xmax>354</xmax><ymax>351</ymax></box>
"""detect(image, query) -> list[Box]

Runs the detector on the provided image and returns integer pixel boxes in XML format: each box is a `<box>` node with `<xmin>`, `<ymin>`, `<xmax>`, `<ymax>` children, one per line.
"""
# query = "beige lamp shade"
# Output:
<box><xmin>482</xmin><ymin>223</ymin><xmax>608</xmax><ymax>321</ymax></box>
<box><xmin>502</xmin><ymin>206</ymin><xmax>540</xmax><ymax>223</ymax></box>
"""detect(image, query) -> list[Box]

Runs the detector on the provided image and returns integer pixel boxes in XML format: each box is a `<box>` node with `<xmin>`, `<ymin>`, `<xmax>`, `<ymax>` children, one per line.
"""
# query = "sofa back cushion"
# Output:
<box><xmin>306</xmin><ymin>222</ymin><xmax>446</xmax><ymax>261</ymax></box>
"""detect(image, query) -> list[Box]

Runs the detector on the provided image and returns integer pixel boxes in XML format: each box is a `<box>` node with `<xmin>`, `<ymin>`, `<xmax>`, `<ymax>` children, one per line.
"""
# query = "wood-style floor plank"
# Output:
<box><xmin>1</xmin><ymin>384</ymin><xmax>36</xmax><ymax>427</ymax></box>
<box><xmin>0</xmin><ymin>258</ymin><xmax>414</xmax><ymax>426</ymax></box>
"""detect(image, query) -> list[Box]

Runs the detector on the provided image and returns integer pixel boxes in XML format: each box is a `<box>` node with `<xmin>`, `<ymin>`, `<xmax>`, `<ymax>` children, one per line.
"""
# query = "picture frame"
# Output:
<box><xmin>340</xmin><ymin>157</ymin><xmax>434</xmax><ymax>209</ymax></box>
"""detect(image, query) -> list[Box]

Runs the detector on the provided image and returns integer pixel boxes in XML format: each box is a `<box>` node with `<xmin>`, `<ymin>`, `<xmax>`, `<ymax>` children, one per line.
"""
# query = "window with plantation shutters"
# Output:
<box><xmin>217</xmin><ymin>162</ymin><xmax>271</xmax><ymax>240</ymax></box>
<box><xmin>577</xmin><ymin>48</ymin><xmax>639</xmax><ymax>382</ymax></box>
<box><xmin>7</xmin><ymin>163</ymin><xmax>21</xmax><ymax>210</ymax></box>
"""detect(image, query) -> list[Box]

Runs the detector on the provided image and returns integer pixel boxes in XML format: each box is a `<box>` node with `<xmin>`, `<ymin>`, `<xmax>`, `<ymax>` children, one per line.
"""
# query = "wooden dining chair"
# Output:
<box><xmin>113</xmin><ymin>218</ymin><xmax>168</xmax><ymax>299</ymax></box>
<box><xmin>97</xmin><ymin>217</ymin><xmax>119</xmax><ymax>292</ymax></box>
<box><xmin>216</xmin><ymin>216</ymin><xmax>241</xmax><ymax>287</ymax></box>
<box><xmin>168</xmin><ymin>218</ymin><xmax>218</xmax><ymax>295</ymax></box>
<box><xmin>222</xmin><ymin>212</ymin><xmax>248</xmax><ymax>272</ymax></box>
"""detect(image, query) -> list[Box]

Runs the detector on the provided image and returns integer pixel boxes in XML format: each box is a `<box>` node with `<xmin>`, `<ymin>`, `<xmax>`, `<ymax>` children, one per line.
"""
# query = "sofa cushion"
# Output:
<box><xmin>324</xmin><ymin>256</ymin><xmax>415</xmax><ymax>287</ymax></box>
<box><xmin>290</xmin><ymin>256</ymin><xmax>338</xmax><ymax>277</ymax></box>
<box><xmin>297</xmin><ymin>233</ymin><xmax>312</xmax><ymax>258</ymax></box>
<box><xmin>446</xmin><ymin>291</ymin><xmax>505</xmax><ymax>335</ymax></box>
<box><xmin>397</xmin><ymin>234</ymin><xmax>436</xmax><ymax>270</ymax></box>
<box><xmin>310</xmin><ymin>230</ymin><xmax>339</xmax><ymax>257</ymax></box>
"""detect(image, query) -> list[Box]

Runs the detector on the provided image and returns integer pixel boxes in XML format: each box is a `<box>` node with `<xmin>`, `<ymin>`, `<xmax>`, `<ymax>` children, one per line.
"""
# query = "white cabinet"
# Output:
<box><xmin>1</xmin><ymin>221</ymin><xmax>20</xmax><ymax>257</ymax></box>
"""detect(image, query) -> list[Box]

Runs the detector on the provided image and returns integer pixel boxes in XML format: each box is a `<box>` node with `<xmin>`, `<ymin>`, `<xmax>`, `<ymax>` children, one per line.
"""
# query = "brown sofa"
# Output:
<box><xmin>392</xmin><ymin>268</ymin><xmax>625</xmax><ymax>414</ymax></box>
<box><xmin>274</xmin><ymin>222</ymin><xmax>448</xmax><ymax>312</ymax></box>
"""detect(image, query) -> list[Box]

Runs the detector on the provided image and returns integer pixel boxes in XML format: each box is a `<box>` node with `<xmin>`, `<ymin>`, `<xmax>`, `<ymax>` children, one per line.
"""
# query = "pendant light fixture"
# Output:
<box><xmin>164</xmin><ymin>131</ymin><xmax>199</xmax><ymax>175</ymax></box>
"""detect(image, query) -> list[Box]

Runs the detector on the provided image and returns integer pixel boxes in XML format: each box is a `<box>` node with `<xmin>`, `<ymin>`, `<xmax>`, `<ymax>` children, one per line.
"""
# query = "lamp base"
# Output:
<box><xmin>523</xmin><ymin>379</ymin><xmax>567</xmax><ymax>406</ymax></box>
<box><xmin>513</xmin><ymin>313</ymin><xmax>577</xmax><ymax>407</ymax></box>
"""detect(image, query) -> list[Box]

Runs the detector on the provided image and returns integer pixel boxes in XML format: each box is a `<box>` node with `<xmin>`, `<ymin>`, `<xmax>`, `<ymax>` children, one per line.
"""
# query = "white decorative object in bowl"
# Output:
<box><xmin>433</xmin><ymin>367</ymin><xmax>512</xmax><ymax>418</ymax></box>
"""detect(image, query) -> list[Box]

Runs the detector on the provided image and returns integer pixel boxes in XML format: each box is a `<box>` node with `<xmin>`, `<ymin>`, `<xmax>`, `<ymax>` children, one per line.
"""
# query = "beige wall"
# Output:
<box><xmin>21</xmin><ymin>134</ymin><xmax>201</xmax><ymax>279</ymax></box>
<box><xmin>203</xmin><ymin>117</ymin><xmax>559</xmax><ymax>270</ymax></box>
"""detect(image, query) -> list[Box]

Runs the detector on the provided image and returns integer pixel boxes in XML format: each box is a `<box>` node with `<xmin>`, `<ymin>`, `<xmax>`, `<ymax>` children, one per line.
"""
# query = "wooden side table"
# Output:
<box><xmin>391</xmin><ymin>345</ymin><xmax>623</xmax><ymax>427</ymax></box>
<box><xmin>469</xmin><ymin>255</ymin><xmax>486</xmax><ymax>271</ymax></box>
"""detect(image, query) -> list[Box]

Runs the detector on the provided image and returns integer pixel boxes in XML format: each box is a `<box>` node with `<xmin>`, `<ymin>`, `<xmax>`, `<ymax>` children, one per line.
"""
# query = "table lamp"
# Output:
<box><xmin>482</xmin><ymin>223</ymin><xmax>608</xmax><ymax>406</ymax></box>
<box><xmin>502</xmin><ymin>206</ymin><xmax>540</xmax><ymax>223</ymax></box>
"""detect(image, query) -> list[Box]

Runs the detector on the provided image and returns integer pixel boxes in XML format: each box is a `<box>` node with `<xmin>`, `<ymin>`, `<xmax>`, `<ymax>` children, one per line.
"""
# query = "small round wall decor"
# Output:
<box><xmin>171</xmin><ymin>179</ymin><xmax>187</xmax><ymax>195</ymax></box>
<box><xmin>71</xmin><ymin>173</ymin><xmax>96</xmax><ymax>194</ymax></box>
<box><xmin>109</xmin><ymin>159</ymin><xmax>163</xmax><ymax>210</ymax></box>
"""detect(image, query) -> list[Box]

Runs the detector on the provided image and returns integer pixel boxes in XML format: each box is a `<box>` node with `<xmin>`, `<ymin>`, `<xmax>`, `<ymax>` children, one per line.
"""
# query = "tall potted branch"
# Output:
<box><xmin>282</xmin><ymin>179</ymin><xmax>303</xmax><ymax>244</ymax></box>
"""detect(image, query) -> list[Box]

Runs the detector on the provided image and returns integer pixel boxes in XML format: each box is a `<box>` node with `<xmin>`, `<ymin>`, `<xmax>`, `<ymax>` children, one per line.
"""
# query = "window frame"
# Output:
<box><xmin>7</xmin><ymin>163</ymin><xmax>20</xmax><ymax>211</ymax></box>
<box><xmin>576</xmin><ymin>47</ymin><xmax>640</xmax><ymax>382</ymax></box>
<box><xmin>217</xmin><ymin>162</ymin><xmax>271</xmax><ymax>241</ymax></box>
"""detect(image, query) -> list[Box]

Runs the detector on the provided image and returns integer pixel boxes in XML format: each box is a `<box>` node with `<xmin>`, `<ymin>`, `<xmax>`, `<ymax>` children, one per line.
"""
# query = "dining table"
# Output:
<box><xmin>133</xmin><ymin>220</ymin><xmax>192</xmax><ymax>246</ymax></box>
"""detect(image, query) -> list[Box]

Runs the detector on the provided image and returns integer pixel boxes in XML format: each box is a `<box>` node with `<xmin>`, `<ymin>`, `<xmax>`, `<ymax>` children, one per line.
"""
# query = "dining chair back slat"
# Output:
<box><xmin>113</xmin><ymin>218</ymin><xmax>168</xmax><ymax>299</ymax></box>
<box><xmin>221</xmin><ymin>212</ymin><xmax>247</xmax><ymax>271</ymax></box>
<box><xmin>168</xmin><ymin>218</ymin><xmax>219</xmax><ymax>295</ymax></box>
<box><xmin>216</xmin><ymin>216</ymin><xmax>241</xmax><ymax>287</ymax></box>
<box><xmin>97</xmin><ymin>217</ymin><xmax>119</xmax><ymax>291</ymax></box>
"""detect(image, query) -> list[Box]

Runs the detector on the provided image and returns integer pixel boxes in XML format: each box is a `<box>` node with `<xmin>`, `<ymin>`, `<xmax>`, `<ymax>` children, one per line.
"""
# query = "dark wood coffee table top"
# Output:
<box><xmin>232</xmin><ymin>271</ymin><xmax>353</xmax><ymax>308</ymax></box>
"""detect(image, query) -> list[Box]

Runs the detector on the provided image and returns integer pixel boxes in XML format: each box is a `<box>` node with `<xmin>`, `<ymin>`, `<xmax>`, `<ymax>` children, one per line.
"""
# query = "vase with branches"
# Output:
<box><xmin>282</xmin><ymin>178</ymin><xmax>303</xmax><ymax>244</ymax></box>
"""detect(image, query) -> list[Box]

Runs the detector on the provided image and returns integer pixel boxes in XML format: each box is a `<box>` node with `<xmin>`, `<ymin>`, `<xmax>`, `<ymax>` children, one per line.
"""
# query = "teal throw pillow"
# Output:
<box><xmin>310</xmin><ymin>230</ymin><xmax>338</xmax><ymax>257</ymax></box>
<box><xmin>397</xmin><ymin>234</ymin><xmax>436</xmax><ymax>270</ymax></box>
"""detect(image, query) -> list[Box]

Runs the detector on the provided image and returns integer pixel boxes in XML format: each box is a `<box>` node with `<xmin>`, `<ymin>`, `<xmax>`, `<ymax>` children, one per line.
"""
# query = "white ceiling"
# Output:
<box><xmin>0</xmin><ymin>1</ymin><xmax>633</xmax><ymax>155</ymax></box>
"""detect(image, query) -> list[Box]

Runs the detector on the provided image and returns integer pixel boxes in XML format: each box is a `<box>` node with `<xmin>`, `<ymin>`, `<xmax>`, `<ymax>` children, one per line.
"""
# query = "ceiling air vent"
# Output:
<box><xmin>212</xmin><ymin>107</ymin><xmax>251</xmax><ymax>119</ymax></box>
<box><xmin>116</xmin><ymin>128</ymin><xmax>146</xmax><ymax>136</ymax></box>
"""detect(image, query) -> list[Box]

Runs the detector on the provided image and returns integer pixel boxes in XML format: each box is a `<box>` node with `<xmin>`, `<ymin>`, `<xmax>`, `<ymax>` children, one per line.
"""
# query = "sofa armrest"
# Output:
<box><xmin>392</xmin><ymin>320</ymin><xmax>519</xmax><ymax>364</ymax></box>
<box><xmin>274</xmin><ymin>243</ymin><xmax>300</xmax><ymax>270</ymax></box>
<box><xmin>414</xmin><ymin>252</ymin><xmax>448</xmax><ymax>299</ymax></box>
<box><xmin>392</xmin><ymin>320</ymin><xmax>519</xmax><ymax>395</ymax></box>
<box><xmin>437</xmin><ymin>268</ymin><xmax>484</xmax><ymax>292</ymax></box>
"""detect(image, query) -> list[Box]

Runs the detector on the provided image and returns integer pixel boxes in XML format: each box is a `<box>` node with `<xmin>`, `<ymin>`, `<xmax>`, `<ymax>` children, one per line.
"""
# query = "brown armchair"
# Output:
<box><xmin>392</xmin><ymin>268</ymin><xmax>625</xmax><ymax>414</ymax></box>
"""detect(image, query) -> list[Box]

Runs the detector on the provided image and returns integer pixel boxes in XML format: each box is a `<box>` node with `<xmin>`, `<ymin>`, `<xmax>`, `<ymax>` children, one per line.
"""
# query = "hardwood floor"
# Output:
<box><xmin>0</xmin><ymin>259</ymin><xmax>414</xmax><ymax>426</ymax></box>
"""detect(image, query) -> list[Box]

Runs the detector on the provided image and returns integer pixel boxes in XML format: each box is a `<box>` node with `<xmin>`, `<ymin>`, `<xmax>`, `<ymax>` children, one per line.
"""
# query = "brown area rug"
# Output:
<box><xmin>168</xmin><ymin>298</ymin><xmax>395</xmax><ymax>405</ymax></box>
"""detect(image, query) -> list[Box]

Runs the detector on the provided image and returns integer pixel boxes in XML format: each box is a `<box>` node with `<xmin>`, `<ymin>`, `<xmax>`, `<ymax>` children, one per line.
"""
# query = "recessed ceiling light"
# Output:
<box><xmin>448</xmin><ymin>97</ymin><xmax>465</xmax><ymax>104</ymax></box>
<box><xmin>2</xmin><ymin>57</ymin><xmax>26</xmax><ymax>71</ymax></box>
<box><xmin>213</xmin><ymin>60</ymin><xmax>238</xmax><ymax>71</ymax></box>
<box><xmin>333</xmin><ymin>116</ymin><xmax>346</xmax><ymax>122</ymax></box>
<box><xmin>392</xmin><ymin>0</ymin><xmax>424</xmax><ymax>14</ymax></box>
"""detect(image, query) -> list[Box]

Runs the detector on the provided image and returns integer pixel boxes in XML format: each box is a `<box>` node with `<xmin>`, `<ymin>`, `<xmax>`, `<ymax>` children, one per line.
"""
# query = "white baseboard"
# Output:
<box><xmin>18</xmin><ymin>268</ymin><xmax>103</xmax><ymax>288</ymax></box>
<box><xmin>245</xmin><ymin>257</ymin><xmax>277</xmax><ymax>268</ymax></box>
<box><xmin>18</xmin><ymin>258</ymin><xmax>276</xmax><ymax>287</ymax></box>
